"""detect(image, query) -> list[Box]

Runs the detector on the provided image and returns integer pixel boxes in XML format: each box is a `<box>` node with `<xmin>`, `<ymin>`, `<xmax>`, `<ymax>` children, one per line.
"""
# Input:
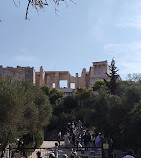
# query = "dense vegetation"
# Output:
<box><xmin>46</xmin><ymin>60</ymin><xmax>141</xmax><ymax>151</ymax></box>
<box><xmin>47</xmin><ymin>80</ymin><xmax>141</xmax><ymax>151</ymax></box>
<box><xmin>0</xmin><ymin>76</ymin><xmax>52</xmax><ymax>149</ymax></box>
<box><xmin>1</xmin><ymin>59</ymin><xmax>141</xmax><ymax>152</ymax></box>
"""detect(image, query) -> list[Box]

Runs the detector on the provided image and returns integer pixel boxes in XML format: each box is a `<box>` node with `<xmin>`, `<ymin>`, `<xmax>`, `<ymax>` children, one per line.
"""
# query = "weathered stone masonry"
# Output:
<box><xmin>0</xmin><ymin>60</ymin><xmax>110</xmax><ymax>89</ymax></box>
<box><xmin>0</xmin><ymin>65</ymin><xmax>36</xmax><ymax>84</ymax></box>
<box><xmin>36</xmin><ymin>60</ymin><xmax>110</xmax><ymax>89</ymax></box>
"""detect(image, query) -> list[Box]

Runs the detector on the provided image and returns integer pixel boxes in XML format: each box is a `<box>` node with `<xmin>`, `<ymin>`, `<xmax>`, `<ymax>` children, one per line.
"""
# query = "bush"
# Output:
<box><xmin>35</xmin><ymin>130</ymin><xmax>44</xmax><ymax>148</ymax></box>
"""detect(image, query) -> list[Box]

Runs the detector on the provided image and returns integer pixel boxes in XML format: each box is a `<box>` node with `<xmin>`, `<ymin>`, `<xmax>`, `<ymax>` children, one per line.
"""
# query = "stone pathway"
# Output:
<box><xmin>28</xmin><ymin>141</ymin><xmax>64</xmax><ymax>158</ymax></box>
<box><xmin>40</xmin><ymin>141</ymin><xmax>59</xmax><ymax>148</ymax></box>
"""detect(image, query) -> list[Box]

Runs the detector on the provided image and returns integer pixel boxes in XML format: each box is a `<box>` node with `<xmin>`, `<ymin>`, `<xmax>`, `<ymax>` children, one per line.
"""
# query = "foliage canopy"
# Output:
<box><xmin>0</xmin><ymin>76</ymin><xmax>52</xmax><ymax>147</ymax></box>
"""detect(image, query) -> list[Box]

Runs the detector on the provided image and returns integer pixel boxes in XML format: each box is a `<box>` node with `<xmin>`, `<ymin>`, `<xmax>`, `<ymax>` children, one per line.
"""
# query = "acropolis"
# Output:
<box><xmin>0</xmin><ymin>60</ymin><xmax>110</xmax><ymax>90</ymax></box>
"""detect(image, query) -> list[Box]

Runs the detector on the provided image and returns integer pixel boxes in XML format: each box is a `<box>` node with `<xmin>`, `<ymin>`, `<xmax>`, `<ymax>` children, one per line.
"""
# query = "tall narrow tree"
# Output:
<box><xmin>104</xmin><ymin>59</ymin><xmax>119</xmax><ymax>95</ymax></box>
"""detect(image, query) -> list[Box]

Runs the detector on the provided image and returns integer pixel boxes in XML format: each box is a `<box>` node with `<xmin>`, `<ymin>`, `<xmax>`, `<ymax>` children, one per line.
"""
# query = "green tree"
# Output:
<box><xmin>41</xmin><ymin>86</ymin><xmax>50</xmax><ymax>96</ymax></box>
<box><xmin>0</xmin><ymin>77</ymin><xmax>52</xmax><ymax>147</ymax></box>
<box><xmin>75</xmin><ymin>88</ymin><xmax>94</xmax><ymax>108</ymax></box>
<box><xmin>93</xmin><ymin>79</ymin><xmax>107</xmax><ymax>91</ymax></box>
<box><xmin>0</xmin><ymin>76</ymin><xmax>24</xmax><ymax>146</ymax></box>
<box><xmin>62</xmin><ymin>96</ymin><xmax>78</xmax><ymax>113</ymax></box>
<box><xmin>47</xmin><ymin>112</ymin><xmax>75</xmax><ymax>134</ymax></box>
<box><xmin>49</xmin><ymin>88</ymin><xmax>63</xmax><ymax>105</ymax></box>
<box><xmin>129</xmin><ymin>101</ymin><xmax>141</xmax><ymax>149</ymax></box>
<box><xmin>123</xmin><ymin>83</ymin><xmax>141</xmax><ymax>108</ymax></box>
<box><xmin>52</xmin><ymin>95</ymin><xmax>78</xmax><ymax>119</ymax></box>
<box><xmin>105</xmin><ymin>59</ymin><xmax>119</xmax><ymax>95</ymax></box>
<box><xmin>42</xmin><ymin>86</ymin><xmax>63</xmax><ymax>105</ymax></box>
<box><xmin>75</xmin><ymin>108</ymin><xmax>96</xmax><ymax>127</ymax></box>
<box><xmin>91</xmin><ymin>92</ymin><xmax>108</xmax><ymax>132</ymax></box>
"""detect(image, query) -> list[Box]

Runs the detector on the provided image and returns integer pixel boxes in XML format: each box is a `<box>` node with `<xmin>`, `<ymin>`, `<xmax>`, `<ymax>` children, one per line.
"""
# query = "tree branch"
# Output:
<box><xmin>25</xmin><ymin>0</ymin><xmax>31</xmax><ymax>20</ymax></box>
<box><xmin>13</xmin><ymin>0</ymin><xmax>19</xmax><ymax>7</ymax></box>
<box><xmin>5</xmin><ymin>0</ymin><xmax>76</xmax><ymax>20</ymax></box>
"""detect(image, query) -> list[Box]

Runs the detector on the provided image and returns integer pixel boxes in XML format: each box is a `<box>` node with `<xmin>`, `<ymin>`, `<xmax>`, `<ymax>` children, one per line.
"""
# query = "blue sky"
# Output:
<box><xmin>1</xmin><ymin>0</ymin><xmax>141</xmax><ymax>79</ymax></box>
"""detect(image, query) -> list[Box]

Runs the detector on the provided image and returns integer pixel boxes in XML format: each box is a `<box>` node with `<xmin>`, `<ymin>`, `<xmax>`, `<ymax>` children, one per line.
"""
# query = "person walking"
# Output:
<box><xmin>36</xmin><ymin>151</ymin><xmax>42</xmax><ymax>158</ymax></box>
<box><xmin>64</xmin><ymin>132</ymin><xmax>70</xmax><ymax>148</ymax></box>
<box><xmin>70</xmin><ymin>151</ymin><xmax>81</xmax><ymax>158</ymax></box>
<box><xmin>49</xmin><ymin>152</ymin><xmax>55</xmax><ymax>158</ymax></box>
<box><xmin>62</xmin><ymin>154</ymin><xmax>68</xmax><ymax>158</ymax></box>
<box><xmin>58</xmin><ymin>131</ymin><xmax>61</xmax><ymax>146</ymax></box>
<box><xmin>95</xmin><ymin>132</ymin><xmax>102</xmax><ymax>148</ymax></box>
<box><xmin>123</xmin><ymin>149</ymin><xmax>135</xmax><ymax>158</ymax></box>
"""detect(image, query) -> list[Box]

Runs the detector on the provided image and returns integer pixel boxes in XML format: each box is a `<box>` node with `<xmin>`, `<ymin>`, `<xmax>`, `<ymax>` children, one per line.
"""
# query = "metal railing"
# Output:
<box><xmin>7</xmin><ymin>147</ymin><xmax>103</xmax><ymax>158</ymax></box>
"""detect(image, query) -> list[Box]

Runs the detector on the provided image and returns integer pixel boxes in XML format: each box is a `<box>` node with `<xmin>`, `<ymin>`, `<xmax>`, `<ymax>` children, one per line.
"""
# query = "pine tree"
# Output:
<box><xmin>105</xmin><ymin>59</ymin><xmax>119</xmax><ymax>95</ymax></box>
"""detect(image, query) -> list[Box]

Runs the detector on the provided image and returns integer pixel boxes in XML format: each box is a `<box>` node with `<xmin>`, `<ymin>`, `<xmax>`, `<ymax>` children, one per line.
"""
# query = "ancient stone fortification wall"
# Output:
<box><xmin>36</xmin><ymin>60</ymin><xmax>110</xmax><ymax>89</ymax></box>
<box><xmin>0</xmin><ymin>60</ymin><xmax>110</xmax><ymax>89</ymax></box>
<box><xmin>0</xmin><ymin>65</ymin><xmax>35</xmax><ymax>83</ymax></box>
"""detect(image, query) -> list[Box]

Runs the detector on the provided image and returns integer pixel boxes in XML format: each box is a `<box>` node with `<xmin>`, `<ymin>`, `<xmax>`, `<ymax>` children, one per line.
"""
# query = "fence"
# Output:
<box><xmin>6</xmin><ymin>147</ymin><xmax>103</xmax><ymax>158</ymax></box>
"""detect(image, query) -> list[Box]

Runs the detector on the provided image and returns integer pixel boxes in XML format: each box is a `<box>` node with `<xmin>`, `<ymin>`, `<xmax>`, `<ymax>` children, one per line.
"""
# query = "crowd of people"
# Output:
<box><xmin>56</xmin><ymin>120</ymin><xmax>113</xmax><ymax>158</ymax></box>
<box><xmin>47</xmin><ymin>151</ymin><xmax>81</xmax><ymax>158</ymax></box>
<box><xmin>35</xmin><ymin>120</ymin><xmax>135</xmax><ymax>158</ymax></box>
<box><xmin>58</xmin><ymin>120</ymin><xmax>112</xmax><ymax>150</ymax></box>
<box><xmin>36</xmin><ymin>149</ymin><xmax>81</xmax><ymax>158</ymax></box>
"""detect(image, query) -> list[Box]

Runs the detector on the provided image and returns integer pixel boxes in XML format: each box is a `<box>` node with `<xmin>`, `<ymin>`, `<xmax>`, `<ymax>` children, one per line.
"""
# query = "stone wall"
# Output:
<box><xmin>0</xmin><ymin>60</ymin><xmax>110</xmax><ymax>89</ymax></box>
<box><xmin>0</xmin><ymin>65</ymin><xmax>35</xmax><ymax>83</ymax></box>
<box><xmin>36</xmin><ymin>60</ymin><xmax>110</xmax><ymax>89</ymax></box>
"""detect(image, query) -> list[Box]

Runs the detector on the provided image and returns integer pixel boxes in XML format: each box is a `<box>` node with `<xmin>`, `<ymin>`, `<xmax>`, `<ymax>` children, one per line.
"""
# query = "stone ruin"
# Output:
<box><xmin>0</xmin><ymin>65</ymin><xmax>36</xmax><ymax>83</ymax></box>
<box><xmin>0</xmin><ymin>60</ymin><xmax>110</xmax><ymax>90</ymax></box>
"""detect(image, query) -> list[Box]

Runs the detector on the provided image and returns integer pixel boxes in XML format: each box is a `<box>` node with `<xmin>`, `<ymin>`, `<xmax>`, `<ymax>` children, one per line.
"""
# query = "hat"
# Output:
<box><xmin>62</xmin><ymin>154</ymin><xmax>68</xmax><ymax>158</ymax></box>
<box><xmin>49</xmin><ymin>152</ymin><xmax>55</xmax><ymax>158</ymax></box>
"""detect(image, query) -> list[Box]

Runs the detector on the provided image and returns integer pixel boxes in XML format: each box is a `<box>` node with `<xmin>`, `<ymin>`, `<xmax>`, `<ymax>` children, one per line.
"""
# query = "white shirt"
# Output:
<box><xmin>73</xmin><ymin>129</ymin><xmax>77</xmax><ymax>135</ymax></box>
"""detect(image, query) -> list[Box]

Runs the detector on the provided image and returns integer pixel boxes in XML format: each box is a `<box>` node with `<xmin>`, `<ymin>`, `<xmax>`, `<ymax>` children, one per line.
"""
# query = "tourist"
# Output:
<box><xmin>91</xmin><ymin>133</ymin><xmax>96</xmax><ymax>147</ymax></box>
<box><xmin>36</xmin><ymin>151</ymin><xmax>42</xmax><ymax>158</ymax></box>
<box><xmin>49</xmin><ymin>152</ymin><xmax>55</xmax><ymax>158</ymax></box>
<box><xmin>82</xmin><ymin>131</ymin><xmax>91</xmax><ymax>149</ymax></box>
<box><xmin>63</xmin><ymin>132</ymin><xmax>70</xmax><ymax>148</ymax></box>
<box><xmin>70</xmin><ymin>122</ymin><xmax>75</xmax><ymax>134</ymax></box>
<box><xmin>87</xmin><ymin>131</ymin><xmax>91</xmax><ymax>146</ymax></box>
<box><xmin>54</xmin><ymin>142</ymin><xmax>59</xmax><ymax>158</ymax></box>
<box><xmin>72</xmin><ymin>133</ymin><xmax>75</xmax><ymax>146</ymax></box>
<box><xmin>67</xmin><ymin>123</ymin><xmax>71</xmax><ymax>131</ymax></box>
<box><xmin>70</xmin><ymin>151</ymin><xmax>81</xmax><ymax>158</ymax></box>
<box><xmin>75</xmin><ymin>132</ymin><xmax>80</xmax><ymax>149</ymax></box>
<box><xmin>95</xmin><ymin>132</ymin><xmax>102</xmax><ymax>148</ymax></box>
<box><xmin>73</xmin><ymin>128</ymin><xmax>77</xmax><ymax>136</ymax></box>
<box><xmin>123</xmin><ymin>149</ymin><xmax>135</xmax><ymax>158</ymax></box>
<box><xmin>58</xmin><ymin>131</ymin><xmax>61</xmax><ymax>146</ymax></box>
<box><xmin>62</xmin><ymin>154</ymin><xmax>68</xmax><ymax>158</ymax></box>
<box><xmin>77</xmin><ymin>120</ymin><xmax>82</xmax><ymax>128</ymax></box>
<box><xmin>71</xmin><ymin>122</ymin><xmax>75</xmax><ymax>130</ymax></box>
